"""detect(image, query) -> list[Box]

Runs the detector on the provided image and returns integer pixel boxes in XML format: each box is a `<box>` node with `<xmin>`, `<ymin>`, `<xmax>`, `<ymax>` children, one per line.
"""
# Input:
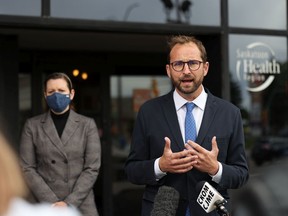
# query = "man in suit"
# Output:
<box><xmin>124</xmin><ymin>35</ymin><xmax>249</xmax><ymax>216</ymax></box>
<box><xmin>20</xmin><ymin>72</ymin><xmax>101</xmax><ymax>216</ymax></box>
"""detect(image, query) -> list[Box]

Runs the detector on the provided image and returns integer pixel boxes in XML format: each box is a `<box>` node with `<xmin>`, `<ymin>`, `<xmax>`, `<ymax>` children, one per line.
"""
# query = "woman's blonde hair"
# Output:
<box><xmin>0</xmin><ymin>132</ymin><xmax>27</xmax><ymax>214</ymax></box>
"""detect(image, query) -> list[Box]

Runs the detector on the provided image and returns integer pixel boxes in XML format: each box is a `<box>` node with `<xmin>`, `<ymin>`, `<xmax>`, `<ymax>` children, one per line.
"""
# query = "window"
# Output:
<box><xmin>229</xmin><ymin>0</ymin><xmax>286</xmax><ymax>30</ymax></box>
<box><xmin>51</xmin><ymin>0</ymin><xmax>220</xmax><ymax>26</ymax></box>
<box><xmin>229</xmin><ymin>34</ymin><xmax>288</xmax><ymax>141</ymax></box>
<box><xmin>0</xmin><ymin>0</ymin><xmax>41</xmax><ymax>16</ymax></box>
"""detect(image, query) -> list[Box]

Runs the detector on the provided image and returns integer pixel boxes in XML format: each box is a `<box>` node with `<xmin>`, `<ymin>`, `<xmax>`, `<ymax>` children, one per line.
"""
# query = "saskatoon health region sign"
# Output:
<box><xmin>235</xmin><ymin>42</ymin><xmax>281</xmax><ymax>92</ymax></box>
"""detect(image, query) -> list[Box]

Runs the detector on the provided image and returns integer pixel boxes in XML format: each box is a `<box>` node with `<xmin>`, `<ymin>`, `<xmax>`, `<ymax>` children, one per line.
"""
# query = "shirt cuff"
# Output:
<box><xmin>154</xmin><ymin>158</ymin><xmax>167</xmax><ymax>181</ymax></box>
<box><xmin>210</xmin><ymin>162</ymin><xmax>223</xmax><ymax>183</ymax></box>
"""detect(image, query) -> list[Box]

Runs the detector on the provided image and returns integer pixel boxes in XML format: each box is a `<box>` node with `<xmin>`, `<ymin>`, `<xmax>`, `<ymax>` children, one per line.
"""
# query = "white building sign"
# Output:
<box><xmin>235</xmin><ymin>42</ymin><xmax>281</xmax><ymax>92</ymax></box>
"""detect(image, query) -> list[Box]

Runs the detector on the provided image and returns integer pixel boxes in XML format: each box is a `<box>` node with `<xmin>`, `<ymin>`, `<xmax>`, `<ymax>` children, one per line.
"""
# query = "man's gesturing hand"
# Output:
<box><xmin>159</xmin><ymin>137</ymin><xmax>198</xmax><ymax>173</ymax></box>
<box><xmin>185</xmin><ymin>136</ymin><xmax>219</xmax><ymax>175</ymax></box>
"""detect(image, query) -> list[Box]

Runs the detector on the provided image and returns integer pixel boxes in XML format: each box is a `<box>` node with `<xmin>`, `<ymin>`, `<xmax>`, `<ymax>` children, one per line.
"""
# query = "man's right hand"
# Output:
<box><xmin>159</xmin><ymin>137</ymin><xmax>198</xmax><ymax>173</ymax></box>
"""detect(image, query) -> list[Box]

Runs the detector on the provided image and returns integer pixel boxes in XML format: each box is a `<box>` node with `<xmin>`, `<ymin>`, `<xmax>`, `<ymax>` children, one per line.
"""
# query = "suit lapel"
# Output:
<box><xmin>162</xmin><ymin>91</ymin><xmax>185</xmax><ymax>151</ymax></box>
<box><xmin>42</xmin><ymin>112</ymin><xmax>67</xmax><ymax>159</ymax></box>
<box><xmin>61</xmin><ymin>110</ymin><xmax>79</xmax><ymax>146</ymax></box>
<box><xmin>197</xmin><ymin>91</ymin><xmax>217</xmax><ymax>145</ymax></box>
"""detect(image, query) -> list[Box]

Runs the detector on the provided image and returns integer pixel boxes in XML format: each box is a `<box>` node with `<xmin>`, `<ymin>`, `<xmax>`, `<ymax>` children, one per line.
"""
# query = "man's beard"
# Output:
<box><xmin>171</xmin><ymin>75</ymin><xmax>203</xmax><ymax>95</ymax></box>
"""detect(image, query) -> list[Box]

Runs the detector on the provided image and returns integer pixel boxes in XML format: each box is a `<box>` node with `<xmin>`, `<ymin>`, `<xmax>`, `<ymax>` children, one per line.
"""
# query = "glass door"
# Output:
<box><xmin>110</xmin><ymin>75</ymin><xmax>172</xmax><ymax>216</ymax></box>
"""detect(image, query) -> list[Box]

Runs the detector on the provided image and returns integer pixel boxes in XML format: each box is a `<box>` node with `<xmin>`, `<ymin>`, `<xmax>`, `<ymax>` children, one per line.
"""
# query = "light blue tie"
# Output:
<box><xmin>185</xmin><ymin>102</ymin><xmax>197</xmax><ymax>143</ymax></box>
<box><xmin>185</xmin><ymin>102</ymin><xmax>197</xmax><ymax>216</ymax></box>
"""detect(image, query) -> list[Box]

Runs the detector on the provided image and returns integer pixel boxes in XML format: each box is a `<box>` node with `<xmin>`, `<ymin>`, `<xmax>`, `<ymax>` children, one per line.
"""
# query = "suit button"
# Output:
<box><xmin>51</xmin><ymin>160</ymin><xmax>56</xmax><ymax>164</ymax></box>
<box><xmin>64</xmin><ymin>159</ymin><xmax>68</xmax><ymax>164</ymax></box>
<box><xmin>64</xmin><ymin>178</ymin><xmax>68</xmax><ymax>182</ymax></box>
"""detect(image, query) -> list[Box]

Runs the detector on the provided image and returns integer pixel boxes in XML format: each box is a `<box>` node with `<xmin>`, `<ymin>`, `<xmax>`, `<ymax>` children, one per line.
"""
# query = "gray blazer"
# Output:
<box><xmin>20</xmin><ymin>110</ymin><xmax>101</xmax><ymax>216</ymax></box>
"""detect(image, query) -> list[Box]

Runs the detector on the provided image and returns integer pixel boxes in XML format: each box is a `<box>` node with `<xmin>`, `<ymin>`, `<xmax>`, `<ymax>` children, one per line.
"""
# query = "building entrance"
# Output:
<box><xmin>14</xmin><ymin>33</ymin><xmax>222</xmax><ymax>216</ymax></box>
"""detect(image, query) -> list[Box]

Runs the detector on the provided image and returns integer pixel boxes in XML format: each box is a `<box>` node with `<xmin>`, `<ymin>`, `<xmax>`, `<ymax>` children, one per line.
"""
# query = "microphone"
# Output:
<box><xmin>196</xmin><ymin>181</ymin><xmax>230</xmax><ymax>216</ymax></box>
<box><xmin>151</xmin><ymin>185</ymin><xmax>180</xmax><ymax>216</ymax></box>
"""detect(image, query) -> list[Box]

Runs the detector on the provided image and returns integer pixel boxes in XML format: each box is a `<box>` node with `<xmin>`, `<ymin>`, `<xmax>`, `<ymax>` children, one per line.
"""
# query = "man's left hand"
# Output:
<box><xmin>185</xmin><ymin>136</ymin><xmax>219</xmax><ymax>175</ymax></box>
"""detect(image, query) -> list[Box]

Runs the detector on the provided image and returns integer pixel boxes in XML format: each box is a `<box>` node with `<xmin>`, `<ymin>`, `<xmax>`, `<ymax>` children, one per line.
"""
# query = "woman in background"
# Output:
<box><xmin>20</xmin><ymin>72</ymin><xmax>101</xmax><ymax>216</ymax></box>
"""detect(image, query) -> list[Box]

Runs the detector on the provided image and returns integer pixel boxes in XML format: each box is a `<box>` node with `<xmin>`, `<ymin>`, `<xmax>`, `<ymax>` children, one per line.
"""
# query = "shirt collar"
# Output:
<box><xmin>173</xmin><ymin>86</ymin><xmax>208</xmax><ymax>111</ymax></box>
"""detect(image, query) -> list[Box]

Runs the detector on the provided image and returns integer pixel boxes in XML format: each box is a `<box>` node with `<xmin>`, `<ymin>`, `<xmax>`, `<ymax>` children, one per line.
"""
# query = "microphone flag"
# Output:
<box><xmin>196</xmin><ymin>181</ymin><xmax>227</xmax><ymax>213</ymax></box>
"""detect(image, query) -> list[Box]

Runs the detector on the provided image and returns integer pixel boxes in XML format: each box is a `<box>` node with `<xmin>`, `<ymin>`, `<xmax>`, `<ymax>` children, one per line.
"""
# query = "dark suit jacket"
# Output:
<box><xmin>20</xmin><ymin>110</ymin><xmax>101</xmax><ymax>216</ymax></box>
<box><xmin>125</xmin><ymin>89</ymin><xmax>249</xmax><ymax>216</ymax></box>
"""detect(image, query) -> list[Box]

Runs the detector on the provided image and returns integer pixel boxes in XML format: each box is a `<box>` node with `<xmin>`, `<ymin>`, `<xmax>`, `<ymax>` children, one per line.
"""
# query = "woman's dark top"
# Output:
<box><xmin>50</xmin><ymin>110</ymin><xmax>70</xmax><ymax>138</ymax></box>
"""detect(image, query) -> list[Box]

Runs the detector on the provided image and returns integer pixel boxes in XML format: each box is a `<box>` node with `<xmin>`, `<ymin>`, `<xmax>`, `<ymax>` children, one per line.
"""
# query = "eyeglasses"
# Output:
<box><xmin>170</xmin><ymin>60</ymin><xmax>203</xmax><ymax>72</ymax></box>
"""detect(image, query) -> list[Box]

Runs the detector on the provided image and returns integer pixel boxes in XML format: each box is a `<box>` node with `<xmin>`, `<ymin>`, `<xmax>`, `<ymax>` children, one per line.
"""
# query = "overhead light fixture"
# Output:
<box><xmin>81</xmin><ymin>72</ymin><xmax>88</xmax><ymax>80</ymax></box>
<box><xmin>72</xmin><ymin>69</ymin><xmax>80</xmax><ymax>77</ymax></box>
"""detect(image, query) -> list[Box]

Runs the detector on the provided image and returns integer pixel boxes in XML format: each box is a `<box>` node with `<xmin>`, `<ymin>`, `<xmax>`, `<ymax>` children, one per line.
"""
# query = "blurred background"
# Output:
<box><xmin>232</xmin><ymin>157</ymin><xmax>288</xmax><ymax>216</ymax></box>
<box><xmin>0</xmin><ymin>0</ymin><xmax>287</xmax><ymax>215</ymax></box>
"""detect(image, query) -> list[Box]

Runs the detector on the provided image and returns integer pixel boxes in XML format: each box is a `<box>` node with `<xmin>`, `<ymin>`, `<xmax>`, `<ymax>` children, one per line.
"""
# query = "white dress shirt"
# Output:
<box><xmin>154</xmin><ymin>86</ymin><xmax>223</xmax><ymax>183</ymax></box>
